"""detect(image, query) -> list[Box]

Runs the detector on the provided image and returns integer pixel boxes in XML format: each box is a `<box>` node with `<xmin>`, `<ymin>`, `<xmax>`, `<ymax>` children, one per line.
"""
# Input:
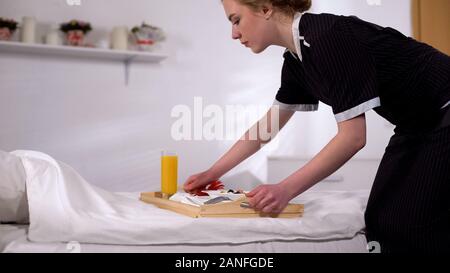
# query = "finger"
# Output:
<box><xmin>188</xmin><ymin>180</ymin><xmax>210</xmax><ymax>193</ymax></box>
<box><xmin>248</xmin><ymin>189</ymin><xmax>267</xmax><ymax>208</ymax></box>
<box><xmin>184</xmin><ymin>179</ymin><xmax>200</xmax><ymax>192</ymax></box>
<box><xmin>246</xmin><ymin>186</ymin><xmax>262</xmax><ymax>198</ymax></box>
<box><xmin>267</xmin><ymin>203</ymin><xmax>286</xmax><ymax>214</ymax></box>
<box><xmin>183</xmin><ymin>180</ymin><xmax>195</xmax><ymax>191</ymax></box>
<box><xmin>262</xmin><ymin>204</ymin><xmax>277</xmax><ymax>214</ymax></box>
<box><xmin>276</xmin><ymin>202</ymin><xmax>289</xmax><ymax>214</ymax></box>
<box><xmin>255</xmin><ymin>195</ymin><xmax>273</xmax><ymax>210</ymax></box>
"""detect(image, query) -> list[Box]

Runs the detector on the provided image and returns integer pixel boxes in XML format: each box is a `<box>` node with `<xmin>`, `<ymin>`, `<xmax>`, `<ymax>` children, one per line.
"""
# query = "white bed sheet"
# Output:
<box><xmin>9</xmin><ymin>150</ymin><xmax>369</xmax><ymax>246</ymax></box>
<box><xmin>0</xmin><ymin>224</ymin><xmax>369</xmax><ymax>253</ymax></box>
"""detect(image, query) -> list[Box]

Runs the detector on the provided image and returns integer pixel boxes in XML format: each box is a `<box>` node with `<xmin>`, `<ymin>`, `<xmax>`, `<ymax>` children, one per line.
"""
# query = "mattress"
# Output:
<box><xmin>0</xmin><ymin>224</ymin><xmax>368</xmax><ymax>253</ymax></box>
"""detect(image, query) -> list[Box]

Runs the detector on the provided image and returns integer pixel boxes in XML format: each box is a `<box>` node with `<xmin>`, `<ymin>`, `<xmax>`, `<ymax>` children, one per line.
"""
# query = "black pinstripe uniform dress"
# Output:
<box><xmin>274</xmin><ymin>12</ymin><xmax>450</xmax><ymax>253</ymax></box>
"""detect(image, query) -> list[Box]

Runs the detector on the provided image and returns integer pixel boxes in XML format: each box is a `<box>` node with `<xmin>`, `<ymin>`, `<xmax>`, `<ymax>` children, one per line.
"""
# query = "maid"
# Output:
<box><xmin>184</xmin><ymin>0</ymin><xmax>450</xmax><ymax>253</ymax></box>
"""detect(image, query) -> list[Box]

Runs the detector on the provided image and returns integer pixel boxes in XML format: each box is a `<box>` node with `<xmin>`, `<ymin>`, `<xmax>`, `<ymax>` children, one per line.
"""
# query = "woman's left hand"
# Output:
<box><xmin>245</xmin><ymin>183</ymin><xmax>291</xmax><ymax>214</ymax></box>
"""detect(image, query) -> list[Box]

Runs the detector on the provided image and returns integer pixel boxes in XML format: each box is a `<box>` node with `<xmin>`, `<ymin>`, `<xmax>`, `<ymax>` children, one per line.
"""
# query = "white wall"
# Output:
<box><xmin>0</xmin><ymin>0</ymin><xmax>412</xmax><ymax>192</ymax></box>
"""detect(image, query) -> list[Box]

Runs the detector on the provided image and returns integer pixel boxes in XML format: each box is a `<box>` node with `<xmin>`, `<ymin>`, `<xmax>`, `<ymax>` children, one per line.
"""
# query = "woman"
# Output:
<box><xmin>183</xmin><ymin>0</ymin><xmax>450</xmax><ymax>253</ymax></box>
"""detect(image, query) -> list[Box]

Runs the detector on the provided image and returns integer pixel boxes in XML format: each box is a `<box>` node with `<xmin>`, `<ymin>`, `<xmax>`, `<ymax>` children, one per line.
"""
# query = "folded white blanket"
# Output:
<box><xmin>8</xmin><ymin>150</ymin><xmax>368</xmax><ymax>245</ymax></box>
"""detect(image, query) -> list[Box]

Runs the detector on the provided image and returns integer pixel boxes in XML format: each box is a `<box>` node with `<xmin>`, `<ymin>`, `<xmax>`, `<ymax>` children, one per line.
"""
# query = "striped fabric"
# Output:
<box><xmin>365</xmin><ymin>113</ymin><xmax>450</xmax><ymax>253</ymax></box>
<box><xmin>275</xmin><ymin>13</ymin><xmax>450</xmax><ymax>127</ymax></box>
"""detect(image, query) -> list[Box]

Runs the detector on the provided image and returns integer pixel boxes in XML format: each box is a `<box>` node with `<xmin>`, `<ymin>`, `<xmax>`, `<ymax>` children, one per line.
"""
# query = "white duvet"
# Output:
<box><xmin>5</xmin><ymin>150</ymin><xmax>368</xmax><ymax>245</ymax></box>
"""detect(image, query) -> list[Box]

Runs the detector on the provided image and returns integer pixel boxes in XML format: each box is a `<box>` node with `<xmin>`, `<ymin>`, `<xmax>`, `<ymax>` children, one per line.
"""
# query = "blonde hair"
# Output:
<box><xmin>236</xmin><ymin>0</ymin><xmax>312</xmax><ymax>16</ymax></box>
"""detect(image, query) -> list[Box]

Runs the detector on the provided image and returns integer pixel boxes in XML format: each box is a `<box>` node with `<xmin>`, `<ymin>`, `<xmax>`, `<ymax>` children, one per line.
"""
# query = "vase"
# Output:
<box><xmin>0</xmin><ymin>27</ymin><xmax>13</xmax><ymax>41</ymax></box>
<box><xmin>136</xmin><ymin>39</ymin><xmax>155</xmax><ymax>51</ymax></box>
<box><xmin>20</xmin><ymin>16</ymin><xmax>36</xmax><ymax>43</ymax></box>
<box><xmin>65</xmin><ymin>29</ymin><xmax>85</xmax><ymax>46</ymax></box>
<box><xmin>111</xmin><ymin>26</ymin><xmax>128</xmax><ymax>50</ymax></box>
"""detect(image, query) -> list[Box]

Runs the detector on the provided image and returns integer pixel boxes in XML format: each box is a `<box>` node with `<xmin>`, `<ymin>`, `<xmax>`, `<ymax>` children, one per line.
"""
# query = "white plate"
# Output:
<box><xmin>207</xmin><ymin>190</ymin><xmax>246</xmax><ymax>201</ymax></box>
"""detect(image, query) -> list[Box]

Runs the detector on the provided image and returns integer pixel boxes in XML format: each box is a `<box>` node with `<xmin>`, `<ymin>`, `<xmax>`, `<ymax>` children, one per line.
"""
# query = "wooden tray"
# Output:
<box><xmin>140</xmin><ymin>192</ymin><xmax>304</xmax><ymax>218</ymax></box>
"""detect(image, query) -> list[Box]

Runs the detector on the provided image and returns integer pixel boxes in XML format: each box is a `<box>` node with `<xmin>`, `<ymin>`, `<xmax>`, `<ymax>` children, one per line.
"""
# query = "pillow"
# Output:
<box><xmin>0</xmin><ymin>151</ymin><xmax>29</xmax><ymax>224</ymax></box>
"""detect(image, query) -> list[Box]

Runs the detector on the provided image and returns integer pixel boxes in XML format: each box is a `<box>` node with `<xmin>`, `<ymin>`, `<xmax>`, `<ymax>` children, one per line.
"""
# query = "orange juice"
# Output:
<box><xmin>161</xmin><ymin>152</ymin><xmax>178</xmax><ymax>195</ymax></box>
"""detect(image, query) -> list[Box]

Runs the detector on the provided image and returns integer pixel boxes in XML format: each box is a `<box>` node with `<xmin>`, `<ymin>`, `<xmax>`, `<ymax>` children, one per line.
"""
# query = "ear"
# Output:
<box><xmin>261</xmin><ymin>5</ymin><xmax>274</xmax><ymax>20</ymax></box>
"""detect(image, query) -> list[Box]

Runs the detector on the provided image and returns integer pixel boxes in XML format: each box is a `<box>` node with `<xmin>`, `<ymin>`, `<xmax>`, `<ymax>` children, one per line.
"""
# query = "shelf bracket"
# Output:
<box><xmin>124</xmin><ymin>55</ymin><xmax>137</xmax><ymax>86</ymax></box>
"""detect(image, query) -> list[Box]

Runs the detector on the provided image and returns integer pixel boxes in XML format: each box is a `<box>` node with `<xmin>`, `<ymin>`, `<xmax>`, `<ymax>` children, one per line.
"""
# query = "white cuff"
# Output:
<box><xmin>334</xmin><ymin>97</ymin><xmax>381</xmax><ymax>122</ymax></box>
<box><xmin>273</xmin><ymin>99</ymin><xmax>318</xmax><ymax>112</ymax></box>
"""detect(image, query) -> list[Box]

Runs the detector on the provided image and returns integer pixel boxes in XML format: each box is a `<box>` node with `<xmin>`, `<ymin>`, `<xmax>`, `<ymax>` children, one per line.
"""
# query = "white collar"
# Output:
<box><xmin>289</xmin><ymin>12</ymin><xmax>310</xmax><ymax>62</ymax></box>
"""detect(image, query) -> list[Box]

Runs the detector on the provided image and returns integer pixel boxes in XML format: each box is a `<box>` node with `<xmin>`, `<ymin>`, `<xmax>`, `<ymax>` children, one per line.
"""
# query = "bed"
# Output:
<box><xmin>0</xmin><ymin>150</ymin><xmax>370</xmax><ymax>253</ymax></box>
<box><xmin>0</xmin><ymin>224</ymin><xmax>368</xmax><ymax>253</ymax></box>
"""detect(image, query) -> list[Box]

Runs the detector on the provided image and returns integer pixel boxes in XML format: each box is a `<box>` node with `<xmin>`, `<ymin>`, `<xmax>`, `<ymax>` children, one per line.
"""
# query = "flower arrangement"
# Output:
<box><xmin>0</xmin><ymin>17</ymin><xmax>18</xmax><ymax>41</ymax></box>
<box><xmin>60</xmin><ymin>19</ymin><xmax>92</xmax><ymax>34</ymax></box>
<box><xmin>0</xmin><ymin>17</ymin><xmax>18</xmax><ymax>31</ymax></box>
<box><xmin>59</xmin><ymin>19</ymin><xmax>92</xmax><ymax>46</ymax></box>
<box><xmin>131</xmin><ymin>22</ymin><xmax>165</xmax><ymax>51</ymax></box>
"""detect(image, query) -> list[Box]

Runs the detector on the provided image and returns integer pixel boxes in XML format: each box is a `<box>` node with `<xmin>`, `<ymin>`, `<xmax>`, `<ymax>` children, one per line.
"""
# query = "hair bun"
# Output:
<box><xmin>271</xmin><ymin>0</ymin><xmax>312</xmax><ymax>14</ymax></box>
<box><xmin>235</xmin><ymin>0</ymin><xmax>312</xmax><ymax>15</ymax></box>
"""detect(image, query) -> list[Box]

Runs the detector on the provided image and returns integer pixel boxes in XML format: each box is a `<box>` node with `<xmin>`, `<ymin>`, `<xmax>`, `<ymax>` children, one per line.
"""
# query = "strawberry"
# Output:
<box><xmin>206</xmin><ymin>180</ymin><xmax>225</xmax><ymax>190</ymax></box>
<box><xmin>192</xmin><ymin>180</ymin><xmax>224</xmax><ymax>196</ymax></box>
<box><xmin>193</xmin><ymin>190</ymin><xmax>209</xmax><ymax>196</ymax></box>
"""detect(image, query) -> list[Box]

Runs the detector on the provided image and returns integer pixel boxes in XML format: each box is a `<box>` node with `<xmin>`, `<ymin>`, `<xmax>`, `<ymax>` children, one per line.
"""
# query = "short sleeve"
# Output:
<box><xmin>273</xmin><ymin>53</ymin><xmax>319</xmax><ymax>112</ymax></box>
<box><xmin>318</xmin><ymin>19</ymin><xmax>381</xmax><ymax>122</ymax></box>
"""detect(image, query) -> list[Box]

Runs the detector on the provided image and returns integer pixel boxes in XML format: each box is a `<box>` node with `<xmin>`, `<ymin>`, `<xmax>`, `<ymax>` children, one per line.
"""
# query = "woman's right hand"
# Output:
<box><xmin>183</xmin><ymin>170</ymin><xmax>219</xmax><ymax>193</ymax></box>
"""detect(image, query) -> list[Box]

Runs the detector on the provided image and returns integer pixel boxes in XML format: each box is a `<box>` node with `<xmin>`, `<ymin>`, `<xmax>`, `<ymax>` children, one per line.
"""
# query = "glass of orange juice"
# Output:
<box><xmin>161</xmin><ymin>151</ymin><xmax>178</xmax><ymax>195</ymax></box>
